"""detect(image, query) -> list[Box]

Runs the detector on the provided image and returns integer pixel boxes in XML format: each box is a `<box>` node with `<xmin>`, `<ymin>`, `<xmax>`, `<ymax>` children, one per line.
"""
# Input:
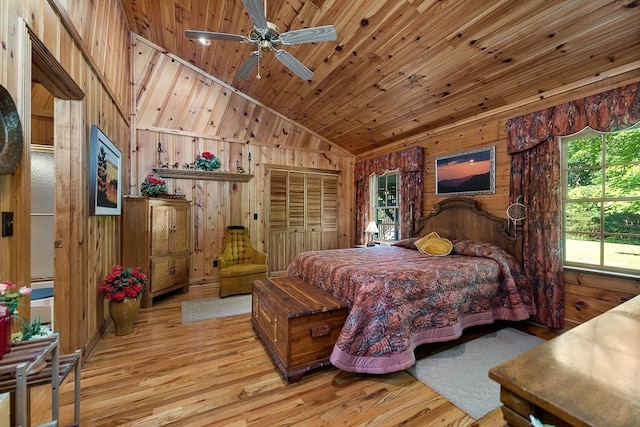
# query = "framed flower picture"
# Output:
<box><xmin>435</xmin><ymin>146</ymin><xmax>495</xmax><ymax>196</ymax></box>
<box><xmin>89</xmin><ymin>125</ymin><xmax>122</xmax><ymax>215</ymax></box>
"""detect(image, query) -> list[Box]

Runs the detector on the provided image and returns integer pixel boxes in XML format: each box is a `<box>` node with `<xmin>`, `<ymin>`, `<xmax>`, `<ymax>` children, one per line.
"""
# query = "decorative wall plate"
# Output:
<box><xmin>0</xmin><ymin>85</ymin><xmax>23</xmax><ymax>175</ymax></box>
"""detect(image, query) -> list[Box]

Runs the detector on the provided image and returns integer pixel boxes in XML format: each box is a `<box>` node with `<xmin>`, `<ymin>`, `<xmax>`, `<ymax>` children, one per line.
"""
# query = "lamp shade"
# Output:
<box><xmin>365</xmin><ymin>221</ymin><xmax>379</xmax><ymax>234</ymax></box>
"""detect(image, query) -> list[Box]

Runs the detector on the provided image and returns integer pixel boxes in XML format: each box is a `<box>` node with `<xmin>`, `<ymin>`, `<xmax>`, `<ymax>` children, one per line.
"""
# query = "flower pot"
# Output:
<box><xmin>108</xmin><ymin>297</ymin><xmax>140</xmax><ymax>336</ymax></box>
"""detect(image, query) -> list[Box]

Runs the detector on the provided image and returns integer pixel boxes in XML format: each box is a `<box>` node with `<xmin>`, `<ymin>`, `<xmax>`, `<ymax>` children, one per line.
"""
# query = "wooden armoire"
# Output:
<box><xmin>121</xmin><ymin>197</ymin><xmax>191</xmax><ymax>307</ymax></box>
<box><xmin>267</xmin><ymin>168</ymin><xmax>339</xmax><ymax>276</ymax></box>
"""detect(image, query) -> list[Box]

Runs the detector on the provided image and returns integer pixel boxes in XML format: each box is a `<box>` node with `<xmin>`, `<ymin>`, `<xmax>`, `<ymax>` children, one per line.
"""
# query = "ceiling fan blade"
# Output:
<box><xmin>279</xmin><ymin>25</ymin><xmax>337</xmax><ymax>45</ymax></box>
<box><xmin>274</xmin><ymin>50</ymin><xmax>314</xmax><ymax>81</ymax></box>
<box><xmin>235</xmin><ymin>51</ymin><xmax>262</xmax><ymax>80</ymax></box>
<box><xmin>185</xmin><ymin>30</ymin><xmax>247</xmax><ymax>43</ymax></box>
<box><xmin>242</xmin><ymin>0</ymin><xmax>268</xmax><ymax>34</ymax></box>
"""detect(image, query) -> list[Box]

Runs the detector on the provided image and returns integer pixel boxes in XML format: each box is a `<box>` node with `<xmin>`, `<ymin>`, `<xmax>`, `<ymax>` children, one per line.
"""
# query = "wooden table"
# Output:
<box><xmin>489</xmin><ymin>295</ymin><xmax>640</xmax><ymax>427</ymax></box>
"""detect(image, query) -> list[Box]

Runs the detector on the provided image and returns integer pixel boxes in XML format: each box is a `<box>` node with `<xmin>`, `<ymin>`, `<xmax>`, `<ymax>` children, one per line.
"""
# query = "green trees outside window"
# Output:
<box><xmin>562</xmin><ymin>126</ymin><xmax>640</xmax><ymax>273</ymax></box>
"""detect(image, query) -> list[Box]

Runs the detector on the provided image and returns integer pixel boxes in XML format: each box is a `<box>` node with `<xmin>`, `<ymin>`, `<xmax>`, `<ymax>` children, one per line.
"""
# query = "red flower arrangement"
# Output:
<box><xmin>195</xmin><ymin>151</ymin><xmax>221</xmax><ymax>171</ymax></box>
<box><xmin>140</xmin><ymin>174</ymin><xmax>167</xmax><ymax>197</ymax></box>
<box><xmin>99</xmin><ymin>265</ymin><xmax>147</xmax><ymax>302</ymax></box>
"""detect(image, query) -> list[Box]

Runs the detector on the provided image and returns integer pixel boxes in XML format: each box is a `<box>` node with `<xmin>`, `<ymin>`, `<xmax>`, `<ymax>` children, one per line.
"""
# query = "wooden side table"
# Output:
<box><xmin>0</xmin><ymin>333</ymin><xmax>81</xmax><ymax>427</ymax></box>
<box><xmin>489</xmin><ymin>295</ymin><xmax>640</xmax><ymax>427</ymax></box>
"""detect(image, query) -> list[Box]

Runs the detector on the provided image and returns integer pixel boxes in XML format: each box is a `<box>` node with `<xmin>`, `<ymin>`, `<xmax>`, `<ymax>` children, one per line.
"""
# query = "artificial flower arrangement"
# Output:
<box><xmin>0</xmin><ymin>282</ymin><xmax>50</xmax><ymax>347</ymax></box>
<box><xmin>99</xmin><ymin>265</ymin><xmax>147</xmax><ymax>302</ymax></box>
<box><xmin>0</xmin><ymin>281</ymin><xmax>32</xmax><ymax>317</ymax></box>
<box><xmin>140</xmin><ymin>174</ymin><xmax>168</xmax><ymax>198</ymax></box>
<box><xmin>195</xmin><ymin>151</ymin><xmax>221</xmax><ymax>171</ymax></box>
<box><xmin>12</xmin><ymin>317</ymin><xmax>53</xmax><ymax>343</ymax></box>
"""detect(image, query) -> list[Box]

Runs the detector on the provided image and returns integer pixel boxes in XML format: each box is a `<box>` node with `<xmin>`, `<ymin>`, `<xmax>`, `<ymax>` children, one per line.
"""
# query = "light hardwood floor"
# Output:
<box><xmin>31</xmin><ymin>284</ymin><xmax>551</xmax><ymax>426</ymax></box>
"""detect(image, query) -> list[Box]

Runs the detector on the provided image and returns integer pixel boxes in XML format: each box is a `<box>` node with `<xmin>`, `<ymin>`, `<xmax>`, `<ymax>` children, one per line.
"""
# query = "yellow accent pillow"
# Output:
<box><xmin>414</xmin><ymin>231</ymin><xmax>453</xmax><ymax>256</ymax></box>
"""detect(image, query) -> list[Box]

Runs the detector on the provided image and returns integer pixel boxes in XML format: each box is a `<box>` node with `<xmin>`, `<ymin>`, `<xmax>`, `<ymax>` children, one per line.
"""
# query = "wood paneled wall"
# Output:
<box><xmin>134</xmin><ymin>130</ymin><xmax>354</xmax><ymax>283</ymax></box>
<box><xmin>0</xmin><ymin>0</ymin><xmax>131</xmax><ymax>355</ymax></box>
<box><xmin>132</xmin><ymin>37</ymin><xmax>355</xmax><ymax>284</ymax></box>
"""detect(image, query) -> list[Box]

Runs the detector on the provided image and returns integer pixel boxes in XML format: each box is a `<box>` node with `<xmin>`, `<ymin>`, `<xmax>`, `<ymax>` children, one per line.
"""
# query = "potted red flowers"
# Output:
<box><xmin>140</xmin><ymin>174</ymin><xmax>167</xmax><ymax>198</ymax></box>
<box><xmin>195</xmin><ymin>151</ymin><xmax>221</xmax><ymax>171</ymax></box>
<box><xmin>99</xmin><ymin>266</ymin><xmax>147</xmax><ymax>336</ymax></box>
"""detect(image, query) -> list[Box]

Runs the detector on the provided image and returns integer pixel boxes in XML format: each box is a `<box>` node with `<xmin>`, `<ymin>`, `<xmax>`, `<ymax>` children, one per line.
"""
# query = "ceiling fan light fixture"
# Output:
<box><xmin>259</xmin><ymin>40</ymin><xmax>272</xmax><ymax>53</ymax></box>
<box><xmin>185</xmin><ymin>0</ymin><xmax>337</xmax><ymax>81</ymax></box>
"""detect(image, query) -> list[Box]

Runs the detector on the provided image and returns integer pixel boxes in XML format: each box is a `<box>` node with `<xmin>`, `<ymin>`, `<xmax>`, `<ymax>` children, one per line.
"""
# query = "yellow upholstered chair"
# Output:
<box><xmin>218</xmin><ymin>225</ymin><xmax>268</xmax><ymax>297</ymax></box>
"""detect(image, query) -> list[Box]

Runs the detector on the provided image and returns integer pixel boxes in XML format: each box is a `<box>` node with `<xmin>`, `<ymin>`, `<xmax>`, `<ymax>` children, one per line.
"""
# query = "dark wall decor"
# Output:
<box><xmin>506</xmin><ymin>82</ymin><xmax>640</xmax><ymax>329</ymax></box>
<box><xmin>0</xmin><ymin>85</ymin><xmax>23</xmax><ymax>175</ymax></box>
<box><xmin>354</xmin><ymin>146</ymin><xmax>424</xmax><ymax>245</ymax></box>
<box><xmin>89</xmin><ymin>125</ymin><xmax>122</xmax><ymax>215</ymax></box>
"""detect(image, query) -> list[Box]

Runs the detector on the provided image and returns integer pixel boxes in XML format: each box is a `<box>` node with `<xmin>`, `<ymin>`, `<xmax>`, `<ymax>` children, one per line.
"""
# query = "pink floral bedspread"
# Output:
<box><xmin>285</xmin><ymin>241</ymin><xmax>536</xmax><ymax>374</ymax></box>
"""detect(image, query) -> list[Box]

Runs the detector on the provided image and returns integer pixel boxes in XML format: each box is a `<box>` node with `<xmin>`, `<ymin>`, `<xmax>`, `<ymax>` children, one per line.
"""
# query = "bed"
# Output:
<box><xmin>285</xmin><ymin>197</ymin><xmax>536</xmax><ymax>374</ymax></box>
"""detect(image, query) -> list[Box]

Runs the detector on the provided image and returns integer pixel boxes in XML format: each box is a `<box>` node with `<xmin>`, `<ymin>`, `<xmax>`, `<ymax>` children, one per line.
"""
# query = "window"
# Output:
<box><xmin>561</xmin><ymin>124</ymin><xmax>640</xmax><ymax>274</ymax></box>
<box><xmin>371</xmin><ymin>170</ymin><xmax>400</xmax><ymax>241</ymax></box>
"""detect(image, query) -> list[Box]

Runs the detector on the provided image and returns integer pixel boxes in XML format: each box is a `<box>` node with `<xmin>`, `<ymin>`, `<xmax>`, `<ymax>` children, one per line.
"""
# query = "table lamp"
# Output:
<box><xmin>365</xmin><ymin>221</ymin><xmax>378</xmax><ymax>246</ymax></box>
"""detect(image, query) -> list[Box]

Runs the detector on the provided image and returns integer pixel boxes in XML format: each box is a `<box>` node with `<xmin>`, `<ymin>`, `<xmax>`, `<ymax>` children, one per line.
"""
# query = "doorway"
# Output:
<box><xmin>28</xmin><ymin>27</ymin><xmax>84</xmax><ymax>351</ymax></box>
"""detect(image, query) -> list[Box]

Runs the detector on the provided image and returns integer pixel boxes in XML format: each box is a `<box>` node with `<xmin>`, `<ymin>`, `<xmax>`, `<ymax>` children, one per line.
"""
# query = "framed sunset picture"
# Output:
<box><xmin>435</xmin><ymin>146</ymin><xmax>495</xmax><ymax>196</ymax></box>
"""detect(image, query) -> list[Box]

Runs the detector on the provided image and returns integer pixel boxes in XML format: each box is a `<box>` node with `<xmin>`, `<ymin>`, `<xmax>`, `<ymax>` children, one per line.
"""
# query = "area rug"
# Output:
<box><xmin>181</xmin><ymin>294</ymin><xmax>252</xmax><ymax>324</ymax></box>
<box><xmin>407</xmin><ymin>327</ymin><xmax>545</xmax><ymax>420</ymax></box>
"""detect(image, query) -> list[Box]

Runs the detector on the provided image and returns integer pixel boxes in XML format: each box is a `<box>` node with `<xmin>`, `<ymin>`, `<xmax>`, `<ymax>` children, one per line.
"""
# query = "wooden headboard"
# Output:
<box><xmin>413</xmin><ymin>197</ymin><xmax>522</xmax><ymax>262</ymax></box>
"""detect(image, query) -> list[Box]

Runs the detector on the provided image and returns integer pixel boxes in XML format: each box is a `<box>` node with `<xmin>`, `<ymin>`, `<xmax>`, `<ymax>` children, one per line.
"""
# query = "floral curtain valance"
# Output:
<box><xmin>507</xmin><ymin>83</ymin><xmax>640</xmax><ymax>154</ymax></box>
<box><xmin>354</xmin><ymin>146</ymin><xmax>424</xmax><ymax>181</ymax></box>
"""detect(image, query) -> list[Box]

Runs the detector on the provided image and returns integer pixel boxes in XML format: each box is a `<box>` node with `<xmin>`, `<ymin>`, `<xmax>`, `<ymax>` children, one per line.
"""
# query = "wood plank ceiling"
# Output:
<box><xmin>119</xmin><ymin>0</ymin><xmax>640</xmax><ymax>156</ymax></box>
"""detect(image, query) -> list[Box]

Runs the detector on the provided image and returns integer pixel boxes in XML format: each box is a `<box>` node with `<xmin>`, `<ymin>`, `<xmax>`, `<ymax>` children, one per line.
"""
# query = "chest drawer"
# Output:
<box><xmin>252</xmin><ymin>277</ymin><xmax>348</xmax><ymax>382</ymax></box>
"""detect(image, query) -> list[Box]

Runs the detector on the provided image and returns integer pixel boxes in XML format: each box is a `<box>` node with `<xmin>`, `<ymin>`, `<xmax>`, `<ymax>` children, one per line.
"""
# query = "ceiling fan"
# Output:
<box><xmin>185</xmin><ymin>0</ymin><xmax>337</xmax><ymax>81</ymax></box>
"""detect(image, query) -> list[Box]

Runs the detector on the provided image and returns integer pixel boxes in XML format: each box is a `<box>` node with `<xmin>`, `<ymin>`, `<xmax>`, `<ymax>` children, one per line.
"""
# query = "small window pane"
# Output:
<box><xmin>603</xmin><ymin>238</ymin><xmax>640</xmax><ymax>270</ymax></box>
<box><xmin>565</xmin><ymin>235</ymin><xmax>601</xmax><ymax>265</ymax></box>
<box><xmin>565</xmin><ymin>202</ymin><xmax>601</xmax><ymax>233</ymax></box>
<box><xmin>604</xmin><ymin>201</ymin><xmax>640</xmax><ymax>234</ymax></box>
<box><xmin>566</xmin><ymin>136</ymin><xmax>601</xmax><ymax>168</ymax></box>
<box><xmin>605</xmin><ymin>164</ymin><xmax>640</xmax><ymax>197</ymax></box>
<box><xmin>378</xmin><ymin>176</ymin><xmax>386</xmax><ymax>192</ymax></box>
<box><xmin>388</xmin><ymin>174</ymin><xmax>396</xmax><ymax>191</ymax></box>
<box><xmin>605</xmin><ymin>129</ymin><xmax>640</xmax><ymax>164</ymax></box>
<box><xmin>566</xmin><ymin>169</ymin><xmax>601</xmax><ymax>197</ymax></box>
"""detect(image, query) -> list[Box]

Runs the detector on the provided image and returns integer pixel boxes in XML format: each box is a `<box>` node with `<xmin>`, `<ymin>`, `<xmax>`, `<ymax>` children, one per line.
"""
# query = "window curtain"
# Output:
<box><xmin>354</xmin><ymin>147</ymin><xmax>424</xmax><ymax>245</ymax></box>
<box><xmin>507</xmin><ymin>82</ymin><xmax>640</xmax><ymax>328</ymax></box>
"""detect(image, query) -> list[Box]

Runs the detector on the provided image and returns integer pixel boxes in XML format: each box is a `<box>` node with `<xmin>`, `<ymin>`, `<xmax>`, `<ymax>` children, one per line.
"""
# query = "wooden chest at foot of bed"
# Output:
<box><xmin>251</xmin><ymin>277</ymin><xmax>348</xmax><ymax>382</ymax></box>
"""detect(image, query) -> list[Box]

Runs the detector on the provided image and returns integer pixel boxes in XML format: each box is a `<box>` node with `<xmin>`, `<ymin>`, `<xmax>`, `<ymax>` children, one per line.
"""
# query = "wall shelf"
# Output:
<box><xmin>153</xmin><ymin>168</ymin><xmax>254</xmax><ymax>182</ymax></box>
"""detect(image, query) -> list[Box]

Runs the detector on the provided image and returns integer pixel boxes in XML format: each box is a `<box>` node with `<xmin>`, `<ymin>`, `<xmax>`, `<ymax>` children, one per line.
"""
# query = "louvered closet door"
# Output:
<box><xmin>268</xmin><ymin>170</ymin><xmax>289</xmax><ymax>274</ymax></box>
<box><xmin>267</xmin><ymin>169</ymin><xmax>340</xmax><ymax>276</ymax></box>
<box><xmin>288</xmin><ymin>172</ymin><xmax>306</xmax><ymax>262</ymax></box>
<box><xmin>305</xmin><ymin>175</ymin><xmax>322</xmax><ymax>251</ymax></box>
<box><xmin>321</xmin><ymin>175</ymin><xmax>338</xmax><ymax>249</ymax></box>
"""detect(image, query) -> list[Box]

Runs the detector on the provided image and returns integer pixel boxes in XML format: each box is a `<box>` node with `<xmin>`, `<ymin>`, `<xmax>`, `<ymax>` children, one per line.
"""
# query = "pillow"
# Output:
<box><xmin>414</xmin><ymin>231</ymin><xmax>453</xmax><ymax>256</ymax></box>
<box><xmin>413</xmin><ymin>232</ymin><xmax>439</xmax><ymax>251</ymax></box>
<box><xmin>392</xmin><ymin>237</ymin><xmax>420</xmax><ymax>249</ymax></box>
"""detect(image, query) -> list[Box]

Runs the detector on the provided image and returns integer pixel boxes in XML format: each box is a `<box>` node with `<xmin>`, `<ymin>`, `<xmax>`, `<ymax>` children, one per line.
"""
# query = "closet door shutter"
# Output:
<box><xmin>288</xmin><ymin>172</ymin><xmax>306</xmax><ymax>265</ymax></box>
<box><xmin>268</xmin><ymin>170</ymin><xmax>288</xmax><ymax>273</ymax></box>
<box><xmin>322</xmin><ymin>175</ymin><xmax>338</xmax><ymax>249</ymax></box>
<box><xmin>305</xmin><ymin>175</ymin><xmax>322</xmax><ymax>251</ymax></box>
